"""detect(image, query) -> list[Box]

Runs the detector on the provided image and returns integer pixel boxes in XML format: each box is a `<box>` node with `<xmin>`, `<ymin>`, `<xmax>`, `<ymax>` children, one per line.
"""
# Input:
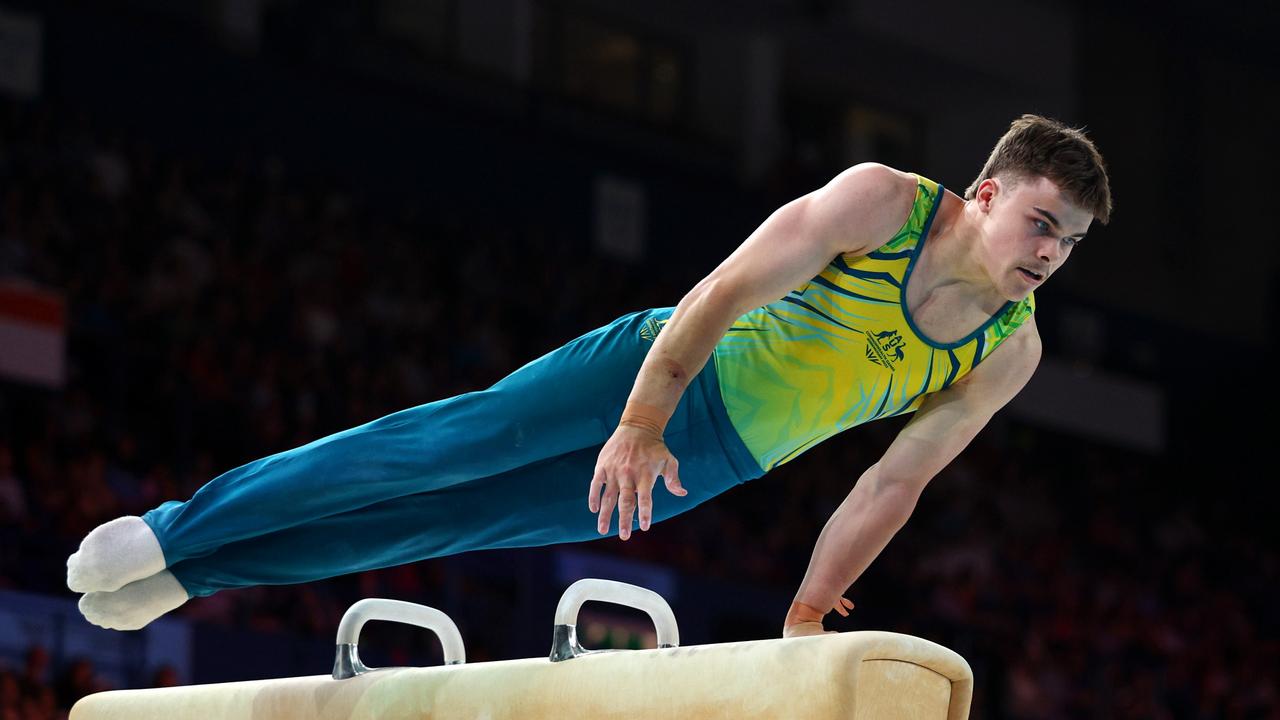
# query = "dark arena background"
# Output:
<box><xmin>0</xmin><ymin>1</ymin><xmax>1277</xmax><ymax>718</ymax></box>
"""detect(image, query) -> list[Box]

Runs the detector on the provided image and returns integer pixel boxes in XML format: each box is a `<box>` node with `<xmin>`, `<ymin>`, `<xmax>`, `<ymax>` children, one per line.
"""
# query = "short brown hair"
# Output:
<box><xmin>964</xmin><ymin>114</ymin><xmax>1113</xmax><ymax>225</ymax></box>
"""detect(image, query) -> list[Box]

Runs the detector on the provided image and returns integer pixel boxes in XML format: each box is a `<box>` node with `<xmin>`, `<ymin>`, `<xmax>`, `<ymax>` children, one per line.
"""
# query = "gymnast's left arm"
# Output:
<box><xmin>782</xmin><ymin>318</ymin><xmax>1043</xmax><ymax>638</ymax></box>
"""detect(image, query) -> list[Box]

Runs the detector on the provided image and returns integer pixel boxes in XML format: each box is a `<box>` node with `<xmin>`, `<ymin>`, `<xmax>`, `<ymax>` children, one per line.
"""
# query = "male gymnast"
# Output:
<box><xmin>67</xmin><ymin>114</ymin><xmax>1111</xmax><ymax>637</ymax></box>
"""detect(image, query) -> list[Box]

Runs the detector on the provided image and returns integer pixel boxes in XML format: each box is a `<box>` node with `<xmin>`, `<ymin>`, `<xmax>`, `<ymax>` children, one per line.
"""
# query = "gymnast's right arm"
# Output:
<box><xmin>782</xmin><ymin>319</ymin><xmax>1042</xmax><ymax>638</ymax></box>
<box><xmin>588</xmin><ymin>162</ymin><xmax>917</xmax><ymax>541</ymax></box>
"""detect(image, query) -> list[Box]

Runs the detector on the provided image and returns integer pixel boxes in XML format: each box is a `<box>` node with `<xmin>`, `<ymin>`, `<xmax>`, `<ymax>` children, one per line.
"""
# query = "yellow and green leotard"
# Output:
<box><xmin>648</xmin><ymin>173</ymin><xmax>1037</xmax><ymax>472</ymax></box>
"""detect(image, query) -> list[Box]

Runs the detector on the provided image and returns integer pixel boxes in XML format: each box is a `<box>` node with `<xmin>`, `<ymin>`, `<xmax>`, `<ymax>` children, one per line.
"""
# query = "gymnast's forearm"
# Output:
<box><xmin>626</xmin><ymin>281</ymin><xmax>741</xmax><ymax>422</ymax></box>
<box><xmin>791</xmin><ymin>463</ymin><xmax>921</xmax><ymax>612</ymax></box>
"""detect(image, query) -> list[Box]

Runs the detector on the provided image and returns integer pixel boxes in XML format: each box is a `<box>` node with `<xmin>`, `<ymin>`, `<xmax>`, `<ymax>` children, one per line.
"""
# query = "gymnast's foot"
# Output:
<box><xmin>78</xmin><ymin>570</ymin><xmax>190</xmax><ymax>631</ymax></box>
<box><xmin>67</xmin><ymin>516</ymin><xmax>167</xmax><ymax>593</ymax></box>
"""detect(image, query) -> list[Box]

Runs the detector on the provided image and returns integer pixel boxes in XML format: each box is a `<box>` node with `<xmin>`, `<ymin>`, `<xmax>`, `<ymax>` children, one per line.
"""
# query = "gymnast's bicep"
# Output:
<box><xmin>685</xmin><ymin>162</ymin><xmax>915</xmax><ymax>317</ymax></box>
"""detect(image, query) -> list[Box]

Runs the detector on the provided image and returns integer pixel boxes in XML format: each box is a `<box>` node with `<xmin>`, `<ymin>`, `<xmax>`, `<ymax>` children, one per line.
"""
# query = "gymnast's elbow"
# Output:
<box><xmin>863</xmin><ymin>461</ymin><xmax>931</xmax><ymax>509</ymax></box>
<box><xmin>674</xmin><ymin>277</ymin><xmax>753</xmax><ymax>327</ymax></box>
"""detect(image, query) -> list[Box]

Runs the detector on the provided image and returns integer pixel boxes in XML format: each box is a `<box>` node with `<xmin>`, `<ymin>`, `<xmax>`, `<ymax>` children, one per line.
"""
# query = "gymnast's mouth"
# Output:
<box><xmin>1018</xmin><ymin>267</ymin><xmax>1044</xmax><ymax>282</ymax></box>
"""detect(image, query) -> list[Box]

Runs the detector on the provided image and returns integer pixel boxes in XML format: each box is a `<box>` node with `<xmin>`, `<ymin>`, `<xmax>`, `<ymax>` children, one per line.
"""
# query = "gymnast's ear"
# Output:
<box><xmin>971</xmin><ymin>175</ymin><xmax>1007</xmax><ymax>214</ymax></box>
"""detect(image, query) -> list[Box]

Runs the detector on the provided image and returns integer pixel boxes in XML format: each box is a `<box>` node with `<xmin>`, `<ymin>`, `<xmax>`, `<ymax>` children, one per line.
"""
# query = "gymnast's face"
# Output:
<box><xmin>974</xmin><ymin>174</ymin><xmax>1093</xmax><ymax>301</ymax></box>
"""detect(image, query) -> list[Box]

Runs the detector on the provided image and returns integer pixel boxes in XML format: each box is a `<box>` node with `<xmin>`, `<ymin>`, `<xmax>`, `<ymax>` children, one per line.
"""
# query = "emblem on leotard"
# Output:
<box><xmin>640</xmin><ymin>317</ymin><xmax>666</xmax><ymax>342</ymax></box>
<box><xmin>865</xmin><ymin>330</ymin><xmax>907</xmax><ymax>371</ymax></box>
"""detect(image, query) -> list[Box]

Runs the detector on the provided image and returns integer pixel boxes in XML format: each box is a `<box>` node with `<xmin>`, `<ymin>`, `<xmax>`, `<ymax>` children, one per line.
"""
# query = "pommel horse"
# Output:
<box><xmin>72</xmin><ymin>579</ymin><xmax>974</xmax><ymax>719</ymax></box>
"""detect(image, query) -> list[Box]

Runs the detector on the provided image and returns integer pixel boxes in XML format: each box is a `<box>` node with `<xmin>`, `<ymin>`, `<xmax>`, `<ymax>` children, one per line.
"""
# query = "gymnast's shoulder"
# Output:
<box><xmin>956</xmin><ymin>314</ymin><xmax>1042</xmax><ymax>397</ymax></box>
<box><xmin>808</xmin><ymin>162</ymin><xmax>918</xmax><ymax>258</ymax></box>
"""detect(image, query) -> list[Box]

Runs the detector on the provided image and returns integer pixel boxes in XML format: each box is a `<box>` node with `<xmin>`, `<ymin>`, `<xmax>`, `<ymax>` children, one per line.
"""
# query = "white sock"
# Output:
<box><xmin>67</xmin><ymin>516</ymin><xmax>167</xmax><ymax>593</ymax></box>
<box><xmin>78</xmin><ymin>570</ymin><xmax>190</xmax><ymax>631</ymax></box>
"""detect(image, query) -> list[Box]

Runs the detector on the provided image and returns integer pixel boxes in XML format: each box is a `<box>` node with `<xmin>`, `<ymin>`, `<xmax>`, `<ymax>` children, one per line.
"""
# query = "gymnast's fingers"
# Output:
<box><xmin>834</xmin><ymin>596</ymin><xmax>855</xmax><ymax>617</ymax></box>
<box><xmin>588</xmin><ymin>465</ymin><xmax>606</xmax><ymax>513</ymax></box>
<box><xmin>637</xmin><ymin>474</ymin><xmax>654</xmax><ymax>532</ymax></box>
<box><xmin>840</xmin><ymin>596</ymin><xmax>855</xmax><ymax>609</ymax></box>
<box><xmin>616</xmin><ymin>477</ymin><xmax>637</xmax><ymax>541</ymax></box>
<box><xmin>661</xmin><ymin>454</ymin><xmax>685</xmax><ymax>497</ymax></box>
<box><xmin>598</xmin><ymin>483</ymin><xmax>618</xmax><ymax>535</ymax></box>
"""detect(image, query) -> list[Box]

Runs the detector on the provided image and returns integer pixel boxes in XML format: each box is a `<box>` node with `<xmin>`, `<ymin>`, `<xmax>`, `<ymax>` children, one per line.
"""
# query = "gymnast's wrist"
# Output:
<box><xmin>618</xmin><ymin>400</ymin><xmax>669</xmax><ymax>438</ymax></box>
<box><xmin>783</xmin><ymin>600</ymin><xmax>827</xmax><ymax>628</ymax></box>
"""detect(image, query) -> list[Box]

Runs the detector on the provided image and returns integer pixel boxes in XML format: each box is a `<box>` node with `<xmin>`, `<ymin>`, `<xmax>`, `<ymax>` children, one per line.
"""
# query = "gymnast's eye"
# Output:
<box><xmin>1033</xmin><ymin>219</ymin><xmax>1050</xmax><ymax>233</ymax></box>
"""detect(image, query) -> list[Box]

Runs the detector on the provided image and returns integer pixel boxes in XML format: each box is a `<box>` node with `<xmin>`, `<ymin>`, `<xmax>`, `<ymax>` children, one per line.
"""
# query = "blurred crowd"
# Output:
<box><xmin>1</xmin><ymin>98</ymin><xmax>1276</xmax><ymax>718</ymax></box>
<box><xmin>0</xmin><ymin>645</ymin><xmax>177</xmax><ymax>720</ymax></box>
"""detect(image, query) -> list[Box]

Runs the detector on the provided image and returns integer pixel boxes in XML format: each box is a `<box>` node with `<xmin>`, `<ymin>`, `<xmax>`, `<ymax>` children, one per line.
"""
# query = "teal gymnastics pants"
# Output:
<box><xmin>142</xmin><ymin>307</ymin><xmax>764</xmax><ymax>598</ymax></box>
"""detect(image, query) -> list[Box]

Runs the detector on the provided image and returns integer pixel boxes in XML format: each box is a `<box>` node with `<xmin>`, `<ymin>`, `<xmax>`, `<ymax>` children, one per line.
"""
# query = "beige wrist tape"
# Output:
<box><xmin>619</xmin><ymin>400</ymin><xmax>669</xmax><ymax>436</ymax></box>
<box><xmin>784</xmin><ymin>596</ymin><xmax>855</xmax><ymax>627</ymax></box>
<box><xmin>785</xmin><ymin>601</ymin><xmax>827</xmax><ymax>626</ymax></box>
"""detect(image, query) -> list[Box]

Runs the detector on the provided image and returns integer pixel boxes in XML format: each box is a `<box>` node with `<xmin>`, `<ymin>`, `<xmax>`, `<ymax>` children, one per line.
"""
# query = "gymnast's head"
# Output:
<box><xmin>962</xmin><ymin>114</ymin><xmax>1112</xmax><ymax>300</ymax></box>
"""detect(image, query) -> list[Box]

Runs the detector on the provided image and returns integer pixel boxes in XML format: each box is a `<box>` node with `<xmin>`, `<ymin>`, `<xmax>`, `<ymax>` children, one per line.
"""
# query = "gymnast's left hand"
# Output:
<box><xmin>589</xmin><ymin>424</ymin><xmax>687</xmax><ymax>541</ymax></box>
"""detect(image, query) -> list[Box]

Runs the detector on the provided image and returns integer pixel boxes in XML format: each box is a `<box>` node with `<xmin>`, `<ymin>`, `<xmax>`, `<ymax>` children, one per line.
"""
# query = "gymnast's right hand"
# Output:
<box><xmin>589</xmin><ymin>424</ymin><xmax>687</xmax><ymax>541</ymax></box>
<box><xmin>781</xmin><ymin>597</ymin><xmax>855</xmax><ymax>638</ymax></box>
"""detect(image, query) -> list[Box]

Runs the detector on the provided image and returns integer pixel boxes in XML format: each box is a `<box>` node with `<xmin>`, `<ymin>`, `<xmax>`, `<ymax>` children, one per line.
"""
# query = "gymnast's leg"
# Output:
<box><xmin>68</xmin><ymin>308</ymin><xmax>678</xmax><ymax>597</ymax></box>
<box><xmin>78</xmin><ymin>395</ymin><xmax>749</xmax><ymax>630</ymax></box>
